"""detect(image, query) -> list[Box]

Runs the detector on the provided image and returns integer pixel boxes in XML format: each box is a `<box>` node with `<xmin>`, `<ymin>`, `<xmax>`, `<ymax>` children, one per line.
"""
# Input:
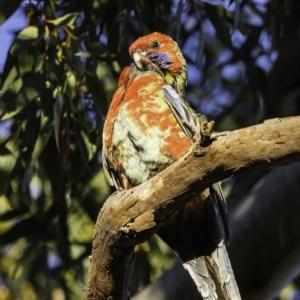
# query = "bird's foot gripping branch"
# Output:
<box><xmin>183</xmin><ymin>115</ymin><xmax>215</xmax><ymax>156</ymax></box>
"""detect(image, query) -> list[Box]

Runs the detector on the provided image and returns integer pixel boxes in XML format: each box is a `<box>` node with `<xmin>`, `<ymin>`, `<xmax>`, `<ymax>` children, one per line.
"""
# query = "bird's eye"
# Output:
<box><xmin>151</xmin><ymin>41</ymin><xmax>160</xmax><ymax>49</ymax></box>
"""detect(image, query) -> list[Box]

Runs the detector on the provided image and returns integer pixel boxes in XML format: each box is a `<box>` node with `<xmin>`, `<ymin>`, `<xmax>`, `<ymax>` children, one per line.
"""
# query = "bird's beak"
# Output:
<box><xmin>133</xmin><ymin>51</ymin><xmax>147</xmax><ymax>70</ymax></box>
<box><xmin>132</xmin><ymin>51</ymin><xmax>164</xmax><ymax>77</ymax></box>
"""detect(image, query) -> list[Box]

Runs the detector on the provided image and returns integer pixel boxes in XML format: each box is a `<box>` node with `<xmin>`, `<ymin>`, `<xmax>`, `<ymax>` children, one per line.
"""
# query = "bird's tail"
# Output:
<box><xmin>183</xmin><ymin>240</ymin><xmax>241</xmax><ymax>300</ymax></box>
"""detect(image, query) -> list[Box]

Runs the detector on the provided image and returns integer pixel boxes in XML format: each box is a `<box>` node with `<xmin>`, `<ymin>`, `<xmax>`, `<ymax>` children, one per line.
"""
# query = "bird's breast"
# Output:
<box><xmin>104</xmin><ymin>72</ymin><xmax>191</xmax><ymax>186</ymax></box>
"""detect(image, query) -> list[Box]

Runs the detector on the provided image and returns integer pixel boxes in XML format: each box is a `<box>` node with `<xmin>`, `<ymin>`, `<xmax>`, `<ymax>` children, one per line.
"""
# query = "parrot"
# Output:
<box><xmin>102</xmin><ymin>32</ymin><xmax>241</xmax><ymax>300</ymax></box>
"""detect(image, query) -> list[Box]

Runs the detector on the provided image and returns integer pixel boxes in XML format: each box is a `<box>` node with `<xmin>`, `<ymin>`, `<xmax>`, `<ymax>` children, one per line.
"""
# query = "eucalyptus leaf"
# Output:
<box><xmin>80</xmin><ymin>130</ymin><xmax>97</xmax><ymax>161</ymax></box>
<box><xmin>1</xmin><ymin>65</ymin><xmax>18</xmax><ymax>93</ymax></box>
<box><xmin>0</xmin><ymin>133</ymin><xmax>21</xmax><ymax>195</ymax></box>
<box><xmin>22</xmin><ymin>165</ymin><xmax>34</xmax><ymax>193</ymax></box>
<box><xmin>64</xmin><ymin>71</ymin><xmax>76</xmax><ymax>99</ymax></box>
<box><xmin>43</xmin><ymin>0</ymin><xmax>56</xmax><ymax>20</ymax></box>
<box><xmin>17</xmin><ymin>49</ymin><xmax>35</xmax><ymax>76</ymax></box>
<box><xmin>75</xmin><ymin>51</ymin><xmax>92</xmax><ymax>58</ymax></box>
<box><xmin>46</xmin><ymin>12</ymin><xmax>81</xmax><ymax>26</ymax></box>
<box><xmin>30</xmin><ymin>114</ymin><xmax>54</xmax><ymax>166</ymax></box>
<box><xmin>1</xmin><ymin>51</ymin><xmax>18</xmax><ymax>91</ymax></box>
<box><xmin>0</xmin><ymin>77</ymin><xmax>23</xmax><ymax>118</ymax></box>
<box><xmin>1</xmin><ymin>72</ymin><xmax>46</xmax><ymax>120</ymax></box>
<box><xmin>54</xmin><ymin>93</ymin><xmax>64</xmax><ymax>151</ymax></box>
<box><xmin>10</xmin><ymin>26</ymin><xmax>39</xmax><ymax>57</ymax></box>
<box><xmin>73</xmin><ymin>120</ymin><xmax>93</xmax><ymax>173</ymax></box>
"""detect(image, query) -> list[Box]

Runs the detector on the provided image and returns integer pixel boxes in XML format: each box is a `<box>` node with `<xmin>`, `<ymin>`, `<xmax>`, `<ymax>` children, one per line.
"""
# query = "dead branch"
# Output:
<box><xmin>84</xmin><ymin>116</ymin><xmax>300</xmax><ymax>300</ymax></box>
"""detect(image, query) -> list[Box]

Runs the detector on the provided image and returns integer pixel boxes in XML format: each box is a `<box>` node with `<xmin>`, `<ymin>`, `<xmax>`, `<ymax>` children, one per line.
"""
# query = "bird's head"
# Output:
<box><xmin>129</xmin><ymin>32</ymin><xmax>187</xmax><ymax>96</ymax></box>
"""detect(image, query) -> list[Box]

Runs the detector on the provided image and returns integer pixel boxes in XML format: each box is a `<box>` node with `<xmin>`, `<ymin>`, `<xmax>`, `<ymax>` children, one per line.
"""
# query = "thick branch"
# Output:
<box><xmin>84</xmin><ymin>116</ymin><xmax>300</xmax><ymax>300</ymax></box>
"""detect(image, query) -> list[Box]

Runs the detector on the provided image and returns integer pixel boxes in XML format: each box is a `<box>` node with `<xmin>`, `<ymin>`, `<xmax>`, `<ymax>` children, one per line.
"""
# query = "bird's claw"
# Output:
<box><xmin>199</xmin><ymin>119</ymin><xmax>215</xmax><ymax>146</ymax></box>
<box><xmin>193</xmin><ymin>115</ymin><xmax>215</xmax><ymax>156</ymax></box>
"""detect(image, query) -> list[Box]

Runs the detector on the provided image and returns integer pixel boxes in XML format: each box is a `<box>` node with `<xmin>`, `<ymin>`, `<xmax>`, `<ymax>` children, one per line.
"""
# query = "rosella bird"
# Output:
<box><xmin>102</xmin><ymin>32</ymin><xmax>241</xmax><ymax>299</ymax></box>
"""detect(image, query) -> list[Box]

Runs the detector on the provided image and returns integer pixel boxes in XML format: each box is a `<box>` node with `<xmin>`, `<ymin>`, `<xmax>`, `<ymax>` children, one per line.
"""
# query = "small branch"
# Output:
<box><xmin>84</xmin><ymin>116</ymin><xmax>300</xmax><ymax>300</ymax></box>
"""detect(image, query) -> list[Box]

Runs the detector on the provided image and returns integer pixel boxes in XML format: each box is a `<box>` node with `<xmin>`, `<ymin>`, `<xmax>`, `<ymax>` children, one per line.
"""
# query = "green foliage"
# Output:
<box><xmin>0</xmin><ymin>0</ymin><xmax>297</xmax><ymax>299</ymax></box>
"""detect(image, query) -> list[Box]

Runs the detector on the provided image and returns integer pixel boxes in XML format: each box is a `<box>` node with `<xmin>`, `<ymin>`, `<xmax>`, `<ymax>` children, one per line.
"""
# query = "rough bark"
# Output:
<box><xmin>84</xmin><ymin>116</ymin><xmax>300</xmax><ymax>300</ymax></box>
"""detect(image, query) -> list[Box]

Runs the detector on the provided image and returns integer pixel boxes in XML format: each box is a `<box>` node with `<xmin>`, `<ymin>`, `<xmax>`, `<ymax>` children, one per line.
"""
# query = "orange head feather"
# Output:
<box><xmin>129</xmin><ymin>32</ymin><xmax>187</xmax><ymax>96</ymax></box>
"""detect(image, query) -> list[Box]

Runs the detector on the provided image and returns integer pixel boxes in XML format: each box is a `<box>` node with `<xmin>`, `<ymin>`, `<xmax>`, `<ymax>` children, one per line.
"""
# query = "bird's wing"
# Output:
<box><xmin>163</xmin><ymin>85</ymin><xmax>197</xmax><ymax>139</ymax></box>
<box><xmin>102</xmin><ymin>150</ymin><xmax>122</xmax><ymax>189</ymax></box>
<box><xmin>163</xmin><ymin>84</ymin><xmax>231</xmax><ymax>242</ymax></box>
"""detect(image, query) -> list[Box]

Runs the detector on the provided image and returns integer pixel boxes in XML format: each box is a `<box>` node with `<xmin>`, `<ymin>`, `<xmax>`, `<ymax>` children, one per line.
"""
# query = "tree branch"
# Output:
<box><xmin>84</xmin><ymin>116</ymin><xmax>300</xmax><ymax>300</ymax></box>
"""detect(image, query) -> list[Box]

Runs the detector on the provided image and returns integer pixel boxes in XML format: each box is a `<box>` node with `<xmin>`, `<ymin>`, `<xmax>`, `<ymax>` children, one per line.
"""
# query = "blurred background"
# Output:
<box><xmin>1</xmin><ymin>0</ymin><xmax>300</xmax><ymax>299</ymax></box>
